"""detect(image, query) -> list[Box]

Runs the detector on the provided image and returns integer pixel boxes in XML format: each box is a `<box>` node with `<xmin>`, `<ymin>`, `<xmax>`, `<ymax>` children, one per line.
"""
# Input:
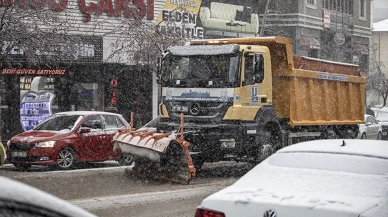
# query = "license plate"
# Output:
<box><xmin>12</xmin><ymin>152</ymin><xmax>27</xmax><ymax>157</ymax></box>
<box><xmin>172</xmin><ymin>106</ymin><xmax>188</xmax><ymax>112</ymax></box>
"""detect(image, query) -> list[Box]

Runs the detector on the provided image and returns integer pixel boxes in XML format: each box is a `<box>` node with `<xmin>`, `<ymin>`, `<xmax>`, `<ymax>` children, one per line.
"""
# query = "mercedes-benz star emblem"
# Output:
<box><xmin>189</xmin><ymin>103</ymin><xmax>200</xmax><ymax>115</ymax></box>
<box><xmin>263</xmin><ymin>209</ymin><xmax>277</xmax><ymax>217</ymax></box>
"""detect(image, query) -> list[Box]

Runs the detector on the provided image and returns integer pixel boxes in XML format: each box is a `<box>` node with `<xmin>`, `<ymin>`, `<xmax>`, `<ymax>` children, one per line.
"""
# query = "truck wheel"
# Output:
<box><xmin>257</xmin><ymin>131</ymin><xmax>277</xmax><ymax>163</ymax></box>
<box><xmin>361</xmin><ymin>133</ymin><xmax>366</xmax><ymax>139</ymax></box>
<box><xmin>321</xmin><ymin>129</ymin><xmax>337</xmax><ymax>139</ymax></box>
<box><xmin>377</xmin><ymin>132</ymin><xmax>382</xmax><ymax>140</ymax></box>
<box><xmin>191</xmin><ymin>155</ymin><xmax>204</xmax><ymax>171</ymax></box>
<box><xmin>339</xmin><ymin>129</ymin><xmax>357</xmax><ymax>139</ymax></box>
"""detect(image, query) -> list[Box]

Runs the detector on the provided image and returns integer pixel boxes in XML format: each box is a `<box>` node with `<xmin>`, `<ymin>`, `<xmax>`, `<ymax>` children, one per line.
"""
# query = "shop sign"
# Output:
<box><xmin>20</xmin><ymin>91</ymin><xmax>55</xmax><ymax>131</ymax></box>
<box><xmin>323</xmin><ymin>9</ymin><xmax>330</xmax><ymax>28</ymax></box>
<box><xmin>0</xmin><ymin>0</ymin><xmax>154</xmax><ymax>23</ymax></box>
<box><xmin>2</xmin><ymin>41</ymin><xmax>95</xmax><ymax>58</ymax></box>
<box><xmin>333</xmin><ymin>32</ymin><xmax>345</xmax><ymax>46</ymax></box>
<box><xmin>2</xmin><ymin>68</ymin><xmax>66</xmax><ymax>75</ymax></box>
<box><xmin>156</xmin><ymin>0</ymin><xmax>204</xmax><ymax>39</ymax></box>
<box><xmin>110</xmin><ymin>78</ymin><xmax>117</xmax><ymax>106</ymax></box>
<box><xmin>1</xmin><ymin>35</ymin><xmax>103</xmax><ymax>64</ymax></box>
<box><xmin>156</xmin><ymin>0</ymin><xmax>260</xmax><ymax>39</ymax></box>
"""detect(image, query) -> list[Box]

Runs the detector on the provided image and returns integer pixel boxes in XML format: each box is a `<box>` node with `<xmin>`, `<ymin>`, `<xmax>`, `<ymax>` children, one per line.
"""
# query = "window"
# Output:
<box><xmin>82</xmin><ymin>115</ymin><xmax>103</xmax><ymax>130</ymax></box>
<box><xmin>306</xmin><ymin>0</ymin><xmax>316</xmax><ymax>5</ymax></box>
<box><xmin>103</xmin><ymin>115</ymin><xmax>124</xmax><ymax>129</ymax></box>
<box><xmin>324</xmin><ymin>0</ymin><xmax>353</xmax><ymax>14</ymax></box>
<box><xmin>306</xmin><ymin>0</ymin><xmax>317</xmax><ymax>9</ymax></box>
<box><xmin>359</xmin><ymin>0</ymin><xmax>366</xmax><ymax>18</ymax></box>
<box><xmin>243</xmin><ymin>54</ymin><xmax>254</xmax><ymax>86</ymax></box>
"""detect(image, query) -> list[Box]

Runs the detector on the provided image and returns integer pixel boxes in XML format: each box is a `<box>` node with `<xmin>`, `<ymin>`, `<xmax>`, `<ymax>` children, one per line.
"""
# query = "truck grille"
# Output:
<box><xmin>9</xmin><ymin>142</ymin><xmax>36</xmax><ymax>151</ymax></box>
<box><xmin>166</xmin><ymin>101</ymin><xmax>231</xmax><ymax>124</ymax></box>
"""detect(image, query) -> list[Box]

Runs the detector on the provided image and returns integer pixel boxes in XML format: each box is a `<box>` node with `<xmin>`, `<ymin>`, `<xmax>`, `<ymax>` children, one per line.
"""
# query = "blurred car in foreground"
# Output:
<box><xmin>0</xmin><ymin>176</ymin><xmax>96</xmax><ymax>217</ymax></box>
<box><xmin>0</xmin><ymin>141</ymin><xmax>6</xmax><ymax>166</ymax></box>
<box><xmin>6</xmin><ymin>111</ymin><xmax>133</xmax><ymax>170</ymax></box>
<box><xmin>374</xmin><ymin>108</ymin><xmax>388</xmax><ymax>140</ymax></box>
<box><xmin>358</xmin><ymin>114</ymin><xmax>383</xmax><ymax>139</ymax></box>
<box><xmin>195</xmin><ymin>139</ymin><xmax>388</xmax><ymax>217</ymax></box>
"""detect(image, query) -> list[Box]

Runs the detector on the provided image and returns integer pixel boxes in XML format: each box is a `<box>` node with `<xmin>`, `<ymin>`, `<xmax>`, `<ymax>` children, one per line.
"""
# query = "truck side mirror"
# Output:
<box><xmin>254</xmin><ymin>54</ymin><xmax>264</xmax><ymax>83</ymax></box>
<box><xmin>156</xmin><ymin>56</ymin><xmax>162</xmax><ymax>84</ymax></box>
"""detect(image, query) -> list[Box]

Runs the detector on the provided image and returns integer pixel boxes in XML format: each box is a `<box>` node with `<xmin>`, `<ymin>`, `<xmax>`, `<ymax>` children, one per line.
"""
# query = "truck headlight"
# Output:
<box><xmin>36</xmin><ymin>141</ymin><xmax>56</xmax><ymax>148</ymax></box>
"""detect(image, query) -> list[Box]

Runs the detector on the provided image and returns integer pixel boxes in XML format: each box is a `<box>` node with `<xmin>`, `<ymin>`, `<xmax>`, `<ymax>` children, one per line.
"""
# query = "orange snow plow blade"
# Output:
<box><xmin>113</xmin><ymin>113</ymin><xmax>196</xmax><ymax>184</ymax></box>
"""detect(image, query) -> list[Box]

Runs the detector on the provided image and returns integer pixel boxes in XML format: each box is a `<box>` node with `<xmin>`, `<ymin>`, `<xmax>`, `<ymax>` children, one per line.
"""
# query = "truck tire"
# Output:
<box><xmin>320</xmin><ymin>129</ymin><xmax>338</xmax><ymax>139</ymax></box>
<box><xmin>191</xmin><ymin>153</ymin><xmax>204</xmax><ymax>171</ymax></box>
<box><xmin>338</xmin><ymin>129</ymin><xmax>357</xmax><ymax>139</ymax></box>
<box><xmin>256</xmin><ymin>131</ymin><xmax>279</xmax><ymax>163</ymax></box>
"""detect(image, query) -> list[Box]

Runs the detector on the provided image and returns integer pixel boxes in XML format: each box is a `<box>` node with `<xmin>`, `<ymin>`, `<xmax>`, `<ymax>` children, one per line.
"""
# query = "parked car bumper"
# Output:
<box><xmin>7</xmin><ymin>147</ymin><xmax>58</xmax><ymax>165</ymax></box>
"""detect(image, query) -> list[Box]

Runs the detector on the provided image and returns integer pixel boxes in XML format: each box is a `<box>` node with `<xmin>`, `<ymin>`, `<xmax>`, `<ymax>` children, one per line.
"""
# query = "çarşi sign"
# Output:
<box><xmin>2</xmin><ymin>68</ymin><xmax>66</xmax><ymax>75</ymax></box>
<box><xmin>0</xmin><ymin>0</ymin><xmax>154</xmax><ymax>22</ymax></box>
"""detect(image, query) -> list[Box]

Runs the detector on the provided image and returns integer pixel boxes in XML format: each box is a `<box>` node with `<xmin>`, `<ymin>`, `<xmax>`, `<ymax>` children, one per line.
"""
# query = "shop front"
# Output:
<box><xmin>0</xmin><ymin>35</ymin><xmax>152</xmax><ymax>141</ymax></box>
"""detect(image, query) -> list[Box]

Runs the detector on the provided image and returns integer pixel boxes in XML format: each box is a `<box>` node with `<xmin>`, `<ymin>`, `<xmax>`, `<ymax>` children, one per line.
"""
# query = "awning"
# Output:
<box><xmin>300</xmin><ymin>35</ymin><xmax>320</xmax><ymax>49</ymax></box>
<box><xmin>353</xmin><ymin>43</ymin><xmax>368</xmax><ymax>55</ymax></box>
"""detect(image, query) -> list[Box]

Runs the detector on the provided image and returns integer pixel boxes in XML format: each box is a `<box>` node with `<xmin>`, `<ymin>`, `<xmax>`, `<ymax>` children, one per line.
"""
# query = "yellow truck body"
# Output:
<box><xmin>190</xmin><ymin>36</ymin><xmax>365</xmax><ymax>127</ymax></box>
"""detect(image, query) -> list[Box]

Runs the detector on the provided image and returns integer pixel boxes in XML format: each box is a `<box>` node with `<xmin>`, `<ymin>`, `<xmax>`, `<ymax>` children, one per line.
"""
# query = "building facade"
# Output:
<box><xmin>369</xmin><ymin>19</ymin><xmax>388</xmax><ymax>106</ymax></box>
<box><xmin>260</xmin><ymin>0</ymin><xmax>372</xmax><ymax>73</ymax></box>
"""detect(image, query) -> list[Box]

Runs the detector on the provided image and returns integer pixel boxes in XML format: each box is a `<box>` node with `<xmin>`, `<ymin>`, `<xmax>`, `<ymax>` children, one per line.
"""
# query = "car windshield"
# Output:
<box><xmin>162</xmin><ymin>54</ymin><xmax>240</xmax><ymax>88</ymax></box>
<box><xmin>33</xmin><ymin>115</ymin><xmax>83</xmax><ymax>131</ymax></box>
<box><xmin>269</xmin><ymin>152</ymin><xmax>388</xmax><ymax>175</ymax></box>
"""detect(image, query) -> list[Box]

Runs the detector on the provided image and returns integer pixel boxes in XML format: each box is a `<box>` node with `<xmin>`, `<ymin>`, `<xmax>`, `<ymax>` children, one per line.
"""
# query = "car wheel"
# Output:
<box><xmin>13</xmin><ymin>163</ymin><xmax>31</xmax><ymax>171</ymax></box>
<box><xmin>377</xmin><ymin>132</ymin><xmax>382</xmax><ymax>140</ymax></box>
<box><xmin>361</xmin><ymin>133</ymin><xmax>366</xmax><ymax>139</ymax></box>
<box><xmin>118</xmin><ymin>154</ymin><xmax>134</xmax><ymax>166</ymax></box>
<box><xmin>56</xmin><ymin>147</ymin><xmax>76</xmax><ymax>169</ymax></box>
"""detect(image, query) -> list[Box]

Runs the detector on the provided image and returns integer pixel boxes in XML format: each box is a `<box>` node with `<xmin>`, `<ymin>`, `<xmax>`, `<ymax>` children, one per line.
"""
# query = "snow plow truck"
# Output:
<box><xmin>113</xmin><ymin>36</ymin><xmax>366</xmax><ymax>184</ymax></box>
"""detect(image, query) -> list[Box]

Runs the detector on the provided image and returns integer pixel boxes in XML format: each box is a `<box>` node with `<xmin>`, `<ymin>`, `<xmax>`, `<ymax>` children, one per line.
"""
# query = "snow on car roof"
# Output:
<box><xmin>278</xmin><ymin>139</ymin><xmax>388</xmax><ymax>159</ymax></box>
<box><xmin>54</xmin><ymin>111</ymin><xmax>123</xmax><ymax>116</ymax></box>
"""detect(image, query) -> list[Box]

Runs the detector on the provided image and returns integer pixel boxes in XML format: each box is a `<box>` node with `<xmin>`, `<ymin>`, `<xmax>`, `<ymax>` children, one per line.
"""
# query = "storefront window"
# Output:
<box><xmin>76</xmin><ymin>83</ymin><xmax>104</xmax><ymax>111</ymax></box>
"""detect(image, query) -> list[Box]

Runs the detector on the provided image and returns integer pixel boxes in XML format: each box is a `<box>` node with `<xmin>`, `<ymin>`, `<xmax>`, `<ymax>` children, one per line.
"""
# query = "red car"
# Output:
<box><xmin>6</xmin><ymin>111</ymin><xmax>133</xmax><ymax>170</ymax></box>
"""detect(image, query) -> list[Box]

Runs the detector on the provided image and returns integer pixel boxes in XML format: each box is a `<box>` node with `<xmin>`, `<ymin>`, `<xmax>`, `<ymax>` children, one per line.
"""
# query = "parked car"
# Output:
<box><xmin>6</xmin><ymin>111</ymin><xmax>133</xmax><ymax>170</ymax></box>
<box><xmin>195</xmin><ymin>139</ymin><xmax>388</xmax><ymax>217</ymax></box>
<box><xmin>0</xmin><ymin>141</ymin><xmax>6</xmax><ymax>166</ymax></box>
<box><xmin>374</xmin><ymin>109</ymin><xmax>388</xmax><ymax>140</ymax></box>
<box><xmin>358</xmin><ymin>114</ymin><xmax>383</xmax><ymax>139</ymax></box>
<box><xmin>0</xmin><ymin>176</ymin><xmax>96</xmax><ymax>217</ymax></box>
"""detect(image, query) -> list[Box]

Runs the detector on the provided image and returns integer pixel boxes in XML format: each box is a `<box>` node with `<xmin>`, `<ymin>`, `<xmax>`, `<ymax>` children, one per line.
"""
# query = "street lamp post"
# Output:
<box><xmin>259</xmin><ymin>0</ymin><xmax>271</xmax><ymax>37</ymax></box>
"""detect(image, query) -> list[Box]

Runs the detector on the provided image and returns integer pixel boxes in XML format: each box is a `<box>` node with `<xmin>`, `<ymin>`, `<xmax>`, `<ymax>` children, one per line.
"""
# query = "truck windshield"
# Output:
<box><xmin>162</xmin><ymin>54</ymin><xmax>240</xmax><ymax>88</ymax></box>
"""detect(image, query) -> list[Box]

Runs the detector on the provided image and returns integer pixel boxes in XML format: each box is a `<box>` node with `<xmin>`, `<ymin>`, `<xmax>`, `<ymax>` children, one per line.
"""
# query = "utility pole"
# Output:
<box><xmin>259</xmin><ymin>0</ymin><xmax>271</xmax><ymax>36</ymax></box>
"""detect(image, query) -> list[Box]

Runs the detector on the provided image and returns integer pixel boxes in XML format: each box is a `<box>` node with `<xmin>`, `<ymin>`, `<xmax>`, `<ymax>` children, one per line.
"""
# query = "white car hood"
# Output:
<box><xmin>200</xmin><ymin>161</ymin><xmax>387</xmax><ymax>217</ymax></box>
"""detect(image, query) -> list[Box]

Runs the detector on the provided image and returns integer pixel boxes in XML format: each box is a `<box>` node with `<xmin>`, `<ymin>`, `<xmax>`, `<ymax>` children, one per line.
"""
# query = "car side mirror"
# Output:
<box><xmin>80</xmin><ymin>127</ymin><xmax>91</xmax><ymax>133</ymax></box>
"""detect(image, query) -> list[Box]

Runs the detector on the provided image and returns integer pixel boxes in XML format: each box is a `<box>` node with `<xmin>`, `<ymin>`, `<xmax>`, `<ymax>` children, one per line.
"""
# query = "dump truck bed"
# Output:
<box><xmin>273</xmin><ymin>69</ymin><xmax>365</xmax><ymax>127</ymax></box>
